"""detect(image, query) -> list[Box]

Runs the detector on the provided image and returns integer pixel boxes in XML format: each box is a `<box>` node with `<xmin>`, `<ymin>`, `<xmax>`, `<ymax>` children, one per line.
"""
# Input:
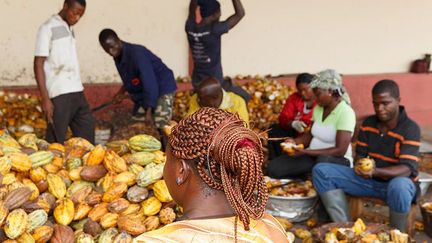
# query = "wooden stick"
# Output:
<box><xmin>267</xmin><ymin>137</ymin><xmax>291</xmax><ymax>141</ymax></box>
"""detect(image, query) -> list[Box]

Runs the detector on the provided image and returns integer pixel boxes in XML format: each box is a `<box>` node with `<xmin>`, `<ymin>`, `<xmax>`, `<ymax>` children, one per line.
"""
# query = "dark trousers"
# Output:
<box><xmin>46</xmin><ymin>92</ymin><xmax>95</xmax><ymax>144</ymax></box>
<box><xmin>266</xmin><ymin>154</ymin><xmax>350</xmax><ymax>179</ymax></box>
<box><xmin>267</xmin><ymin>123</ymin><xmax>298</xmax><ymax>160</ymax></box>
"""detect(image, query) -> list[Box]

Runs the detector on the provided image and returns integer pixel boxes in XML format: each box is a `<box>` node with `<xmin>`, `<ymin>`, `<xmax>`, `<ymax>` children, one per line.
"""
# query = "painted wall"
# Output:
<box><xmin>0</xmin><ymin>0</ymin><xmax>431</xmax><ymax>86</ymax></box>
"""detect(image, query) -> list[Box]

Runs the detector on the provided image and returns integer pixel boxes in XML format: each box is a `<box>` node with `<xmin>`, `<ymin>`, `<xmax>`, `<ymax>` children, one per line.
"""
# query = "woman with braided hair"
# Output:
<box><xmin>134</xmin><ymin>107</ymin><xmax>292</xmax><ymax>242</ymax></box>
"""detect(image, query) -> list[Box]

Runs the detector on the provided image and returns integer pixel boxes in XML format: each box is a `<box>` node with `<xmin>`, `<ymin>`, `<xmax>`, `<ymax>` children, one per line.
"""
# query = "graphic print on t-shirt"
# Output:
<box><xmin>187</xmin><ymin>30</ymin><xmax>211</xmax><ymax>64</ymax></box>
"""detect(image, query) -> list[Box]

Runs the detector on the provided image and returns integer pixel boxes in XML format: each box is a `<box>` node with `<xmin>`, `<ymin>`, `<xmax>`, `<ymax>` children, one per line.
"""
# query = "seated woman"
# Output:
<box><xmin>266</xmin><ymin>69</ymin><xmax>355</xmax><ymax>179</ymax></box>
<box><xmin>134</xmin><ymin>107</ymin><xmax>292</xmax><ymax>242</ymax></box>
<box><xmin>268</xmin><ymin>73</ymin><xmax>316</xmax><ymax>160</ymax></box>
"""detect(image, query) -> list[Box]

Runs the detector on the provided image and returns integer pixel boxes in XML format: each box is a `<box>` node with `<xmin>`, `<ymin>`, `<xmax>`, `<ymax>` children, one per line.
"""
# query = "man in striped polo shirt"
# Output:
<box><xmin>312</xmin><ymin>80</ymin><xmax>420</xmax><ymax>232</ymax></box>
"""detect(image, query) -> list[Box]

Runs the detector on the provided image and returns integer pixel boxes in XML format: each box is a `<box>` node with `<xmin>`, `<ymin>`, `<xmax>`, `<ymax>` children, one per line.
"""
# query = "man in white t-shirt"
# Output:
<box><xmin>34</xmin><ymin>0</ymin><xmax>94</xmax><ymax>144</ymax></box>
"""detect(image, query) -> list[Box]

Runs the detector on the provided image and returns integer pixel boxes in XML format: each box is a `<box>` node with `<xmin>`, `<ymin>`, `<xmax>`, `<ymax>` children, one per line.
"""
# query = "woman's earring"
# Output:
<box><xmin>176</xmin><ymin>177</ymin><xmax>181</xmax><ymax>185</ymax></box>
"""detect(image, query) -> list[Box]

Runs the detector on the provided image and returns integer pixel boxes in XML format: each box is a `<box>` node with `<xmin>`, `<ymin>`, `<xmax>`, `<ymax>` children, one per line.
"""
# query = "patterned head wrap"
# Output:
<box><xmin>310</xmin><ymin>69</ymin><xmax>351</xmax><ymax>105</ymax></box>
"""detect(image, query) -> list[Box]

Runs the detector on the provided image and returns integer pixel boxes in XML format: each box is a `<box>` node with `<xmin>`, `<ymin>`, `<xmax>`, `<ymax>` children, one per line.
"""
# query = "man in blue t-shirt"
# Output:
<box><xmin>186</xmin><ymin>0</ymin><xmax>250</xmax><ymax>102</ymax></box>
<box><xmin>98</xmin><ymin>29</ymin><xmax>177</xmax><ymax>131</ymax></box>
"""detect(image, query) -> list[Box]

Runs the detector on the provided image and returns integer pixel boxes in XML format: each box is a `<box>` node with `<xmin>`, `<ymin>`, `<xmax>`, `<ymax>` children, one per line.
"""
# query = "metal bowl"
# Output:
<box><xmin>419</xmin><ymin>172</ymin><xmax>432</xmax><ymax>196</ymax></box>
<box><xmin>265</xmin><ymin>179</ymin><xmax>318</xmax><ymax>222</ymax></box>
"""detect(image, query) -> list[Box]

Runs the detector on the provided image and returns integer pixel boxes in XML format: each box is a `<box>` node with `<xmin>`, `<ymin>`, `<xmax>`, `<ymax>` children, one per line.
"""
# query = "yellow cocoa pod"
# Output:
<box><xmin>0</xmin><ymin>201</ymin><xmax>9</xmax><ymax>225</ymax></box>
<box><xmin>81</xmin><ymin>152</ymin><xmax>89</xmax><ymax>165</ymax></box>
<box><xmin>5</xmin><ymin>209</ymin><xmax>28</xmax><ymax>239</ymax></box>
<box><xmin>106</xmin><ymin>140</ymin><xmax>129</xmax><ymax>156</ymax></box>
<box><xmin>159</xmin><ymin>207</ymin><xmax>176</xmax><ymax>225</ymax></box>
<box><xmin>51</xmin><ymin>156</ymin><xmax>64</xmax><ymax>168</ymax></box>
<box><xmin>86</xmin><ymin>144</ymin><xmax>106</xmax><ymax>166</ymax></box>
<box><xmin>17</xmin><ymin>232</ymin><xmax>35</xmax><ymax>243</ymax></box>
<box><xmin>3</xmin><ymin>240</ymin><xmax>19</xmax><ymax>243</ymax></box>
<box><xmin>153</xmin><ymin>180</ymin><xmax>173</xmax><ymax>203</ymax></box>
<box><xmin>152</xmin><ymin>151</ymin><xmax>166</xmax><ymax>164</ymax></box>
<box><xmin>143</xmin><ymin>216</ymin><xmax>160</xmax><ymax>231</ymax></box>
<box><xmin>120</xmin><ymin>203</ymin><xmax>141</xmax><ymax>216</ymax></box>
<box><xmin>29</xmin><ymin>167</ymin><xmax>47</xmax><ymax>183</ymax></box>
<box><xmin>356</xmin><ymin>157</ymin><xmax>376</xmax><ymax>173</ymax></box>
<box><xmin>22</xmin><ymin>178</ymin><xmax>40</xmax><ymax>201</ymax></box>
<box><xmin>47</xmin><ymin>173</ymin><xmax>66</xmax><ymax>199</ymax></box>
<box><xmin>141</xmin><ymin>196</ymin><xmax>162</xmax><ymax>216</ymax></box>
<box><xmin>53</xmin><ymin>198</ymin><xmax>74</xmax><ymax>226</ymax></box>
<box><xmin>98</xmin><ymin>172</ymin><xmax>115</xmax><ymax>192</ymax></box>
<box><xmin>88</xmin><ymin>202</ymin><xmax>109</xmax><ymax>222</ymax></box>
<box><xmin>48</xmin><ymin>143</ymin><xmax>65</xmax><ymax>155</ymax></box>
<box><xmin>74</xmin><ymin>203</ymin><xmax>92</xmax><ymax>221</ymax></box>
<box><xmin>100</xmin><ymin>213</ymin><xmax>119</xmax><ymax>229</ymax></box>
<box><xmin>127</xmin><ymin>151</ymin><xmax>155</xmax><ymax>166</ymax></box>
<box><xmin>0</xmin><ymin>133</ymin><xmax>20</xmax><ymax>148</ymax></box>
<box><xmin>31</xmin><ymin>225</ymin><xmax>53</xmax><ymax>243</ymax></box>
<box><xmin>9</xmin><ymin>152</ymin><xmax>32</xmax><ymax>172</ymax></box>
<box><xmin>103</xmin><ymin>150</ymin><xmax>127</xmax><ymax>173</ymax></box>
<box><xmin>64</xmin><ymin>137</ymin><xmax>94</xmax><ymax>151</ymax></box>
<box><xmin>128</xmin><ymin>163</ymin><xmax>144</xmax><ymax>175</ymax></box>
<box><xmin>18</xmin><ymin>133</ymin><xmax>38</xmax><ymax>151</ymax></box>
<box><xmin>43</xmin><ymin>163</ymin><xmax>60</xmax><ymax>174</ymax></box>
<box><xmin>102</xmin><ymin>182</ymin><xmax>128</xmax><ymax>202</ymax></box>
<box><xmin>0</xmin><ymin>155</ymin><xmax>12</xmax><ymax>175</ymax></box>
<box><xmin>113</xmin><ymin>171</ymin><xmax>136</xmax><ymax>186</ymax></box>
<box><xmin>69</xmin><ymin>166</ymin><xmax>83</xmax><ymax>181</ymax></box>
<box><xmin>2</xmin><ymin>172</ymin><xmax>17</xmax><ymax>185</ymax></box>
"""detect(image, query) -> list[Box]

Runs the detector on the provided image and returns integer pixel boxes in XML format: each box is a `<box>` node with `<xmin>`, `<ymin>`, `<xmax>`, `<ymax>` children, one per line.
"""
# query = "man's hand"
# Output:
<box><xmin>292</xmin><ymin>120</ymin><xmax>307</xmax><ymax>133</ymax></box>
<box><xmin>113</xmin><ymin>93</ymin><xmax>127</xmax><ymax>104</ymax></box>
<box><xmin>41</xmin><ymin>98</ymin><xmax>54</xmax><ymax>124</ymax></box>
<box><xmin>354</xmin><ymin>165</ymin><xmax>374</xmax><ymax>179</ymax></box>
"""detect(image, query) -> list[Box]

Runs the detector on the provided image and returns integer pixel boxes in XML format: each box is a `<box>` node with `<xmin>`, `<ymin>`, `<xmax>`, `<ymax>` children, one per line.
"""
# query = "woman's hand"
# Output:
<box><xmin>290</xmin><ymin>148</ymin><xmax>307</xmax><ymax>157</ymax></box>
<box><xmin>283</xmin><ymin>137</ymin><xmax>296</xmax><ymax>144</ymax></box>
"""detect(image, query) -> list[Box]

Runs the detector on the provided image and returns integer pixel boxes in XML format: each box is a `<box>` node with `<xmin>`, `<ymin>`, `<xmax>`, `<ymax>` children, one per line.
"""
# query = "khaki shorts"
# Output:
<box><xmin>153</xmin><ymin>93</ymin><xmax>174</xmax><ymax>129</ymax></box>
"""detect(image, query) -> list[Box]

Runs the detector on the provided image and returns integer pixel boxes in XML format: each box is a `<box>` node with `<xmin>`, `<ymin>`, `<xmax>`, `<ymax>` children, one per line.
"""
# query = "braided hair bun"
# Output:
<box><xmin>169</xmin><ymin>107</ymin><xmax>269</xmax><ymax>230</ymax></box>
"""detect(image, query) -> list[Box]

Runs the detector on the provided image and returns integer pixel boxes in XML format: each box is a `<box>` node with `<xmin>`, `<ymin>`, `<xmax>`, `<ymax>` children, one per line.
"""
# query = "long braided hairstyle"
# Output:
<box><xmin>169</xmin><ymin>107</ymin><xmax>269</xmax><ymax>231</ymax></box>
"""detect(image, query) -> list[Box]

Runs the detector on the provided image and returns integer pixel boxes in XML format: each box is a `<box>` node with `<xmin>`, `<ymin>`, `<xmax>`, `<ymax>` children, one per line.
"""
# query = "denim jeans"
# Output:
<box><xmin>312</xmin><ymin>163</ymin><xmax>416</xmax><ymax>213</ymax></box>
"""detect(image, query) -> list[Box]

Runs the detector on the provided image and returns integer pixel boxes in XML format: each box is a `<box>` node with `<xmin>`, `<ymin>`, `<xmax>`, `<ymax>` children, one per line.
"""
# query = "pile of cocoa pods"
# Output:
<box><xmin>0</xmin><ymin>131</ymin><xmax>176</xmax><ymax>242</ymax></box>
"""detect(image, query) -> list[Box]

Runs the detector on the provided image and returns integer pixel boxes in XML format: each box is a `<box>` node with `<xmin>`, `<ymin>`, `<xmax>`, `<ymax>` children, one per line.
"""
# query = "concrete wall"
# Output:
<box><xmin>1</xmin><ymin>0</ymin><xmax>431</xmax><ymax>86</ymax></box>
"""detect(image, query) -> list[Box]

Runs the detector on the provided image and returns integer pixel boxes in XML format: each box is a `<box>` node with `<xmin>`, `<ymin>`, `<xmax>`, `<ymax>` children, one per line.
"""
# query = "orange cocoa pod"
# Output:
<box><xmin>103</xmin><ymin>150</ymin><xmax>128</xmax><ymax>173</ymax></box>
<box><xmin>74</xmin><ymin>203</ymin><xmax>92</xmax><ymax>221</ymax></box>
<box><xmin>102</xmin><ymin>182</ymin><xmax>128</xmax><ymax>202</ymax></box>
<box><xmin>29</xmin><ymin>167</ymin><xmax>48</xmax><ymax>183</ymax></box>
<box><xmin>117</xmin><ymin>215</ymin><xmax>146</xmax><ymax>236</ymax></box>
<box><xmin>86</xmin><ymin>144</ymin><xmax>106</xmax><ymax>166</ymax></box>
<box><xmin>100</xmin><ymin>213</ymin><xmax>119</xmax><ymax>229</ymax></box>
<box><xmin>108</xmin><ymin>198</ymin><xmax>130</xmax><ymax>214</ymax></box>
<box><xmin>88</xmin><ymin>202</ymin><xmax>109</xmax><ymax>222</ymax></box>
<box><xmin>31</xmin><ymin>225</ymin><xmax>54</xmax><ymax>243</ymax></box>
